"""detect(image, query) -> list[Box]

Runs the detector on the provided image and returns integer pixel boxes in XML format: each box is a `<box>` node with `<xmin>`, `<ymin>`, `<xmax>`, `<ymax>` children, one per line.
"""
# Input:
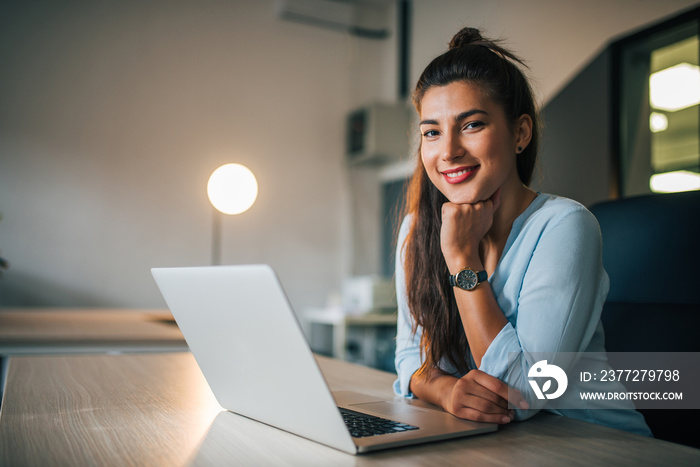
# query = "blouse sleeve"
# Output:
<box><xmin>478</xmin><ymin>205</ymin><xmax>609</xmax><ymax>420</ymax></box>
<box><xmin>393</xmin><ymin>216</ymin><xmax>423</xmax><ymax>398</ymax></box>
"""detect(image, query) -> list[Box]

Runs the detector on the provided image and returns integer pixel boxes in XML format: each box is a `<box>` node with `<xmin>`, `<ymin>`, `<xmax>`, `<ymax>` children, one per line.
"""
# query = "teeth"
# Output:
<box><xmin>446</xmin><ymin>169</ymin><xmax>468</xmax><ymax>178</ymax></box>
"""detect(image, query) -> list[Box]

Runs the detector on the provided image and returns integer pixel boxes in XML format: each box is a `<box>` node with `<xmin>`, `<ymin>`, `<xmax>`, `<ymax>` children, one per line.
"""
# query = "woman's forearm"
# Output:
<box><xmin>453</xmin><ymin>281</ymin><xmax>508</xmax><ymax>367</ymax></box>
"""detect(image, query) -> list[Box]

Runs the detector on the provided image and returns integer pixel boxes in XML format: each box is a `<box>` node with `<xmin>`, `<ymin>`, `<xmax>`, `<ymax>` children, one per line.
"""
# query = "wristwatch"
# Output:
<box><xmin>449</xmin><ymin>268</ymin><xmax>488</xmax><ymax>291</ymax></box>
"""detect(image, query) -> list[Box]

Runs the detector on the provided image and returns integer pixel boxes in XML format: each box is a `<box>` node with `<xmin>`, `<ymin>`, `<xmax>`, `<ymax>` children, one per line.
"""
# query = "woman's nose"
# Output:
<box><xmin>441</xmin><ymin>132</ymin><xmax>464</xmax><ymax>161</ymax></box>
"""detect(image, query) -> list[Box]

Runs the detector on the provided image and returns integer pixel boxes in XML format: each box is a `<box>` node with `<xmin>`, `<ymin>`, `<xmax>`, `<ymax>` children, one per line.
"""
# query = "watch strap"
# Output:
<box><xmin>449</xmin><ymin>273</ymin><xmax>457</xmax><ymax>288</ymax></box>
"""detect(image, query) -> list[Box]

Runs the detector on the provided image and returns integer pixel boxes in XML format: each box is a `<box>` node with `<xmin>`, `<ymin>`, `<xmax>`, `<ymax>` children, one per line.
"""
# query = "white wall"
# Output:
<box><xmin>0</xmin><ymin>0</ymin><xmax>358</xmax><ymax>311</ymax></box>
<box><xmin>1</xmin><ymin>0</ymin><xmax>697</xmax><ymax>311</ymax></box>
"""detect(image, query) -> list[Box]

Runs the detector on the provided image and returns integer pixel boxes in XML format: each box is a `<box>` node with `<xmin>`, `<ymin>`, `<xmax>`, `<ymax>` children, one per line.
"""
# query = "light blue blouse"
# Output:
<box><xmin>394</xmin><ymin>193</ymin><xmax>651</xmax><ymax>436</ymax></box>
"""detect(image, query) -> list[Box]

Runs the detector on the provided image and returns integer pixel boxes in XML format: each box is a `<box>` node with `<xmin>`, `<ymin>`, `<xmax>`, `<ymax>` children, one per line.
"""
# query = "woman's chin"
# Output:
<box><xmin>443</xmin><ymin>190</ymin><xmax>484</xmax><ymax>205</ymax></box>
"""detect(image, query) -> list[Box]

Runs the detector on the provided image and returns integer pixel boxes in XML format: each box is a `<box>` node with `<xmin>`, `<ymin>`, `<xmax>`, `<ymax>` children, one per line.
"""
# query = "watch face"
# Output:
<box><xmin>456</xmin><ymin>269</ymin><xmax>478</xmax><ymax>290</ymax></box>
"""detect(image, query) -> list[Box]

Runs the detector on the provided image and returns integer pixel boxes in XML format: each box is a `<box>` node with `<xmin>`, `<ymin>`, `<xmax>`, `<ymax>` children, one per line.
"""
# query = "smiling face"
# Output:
<box><xmin>419</xmin><ymin>81</ymin><xmax>530</xmax><ymax>205</ymax></box>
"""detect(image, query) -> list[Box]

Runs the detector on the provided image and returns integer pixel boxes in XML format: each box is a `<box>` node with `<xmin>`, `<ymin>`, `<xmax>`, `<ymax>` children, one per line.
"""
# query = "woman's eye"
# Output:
<box><xmin>465</xmin><ymin>121</ymin><xmax>484</xmax><ymax>130</ymax></box>
<box><xmin>423</xmin><ymin>129</ymin><xmax>439</xmax><ymax>138</ymax></box>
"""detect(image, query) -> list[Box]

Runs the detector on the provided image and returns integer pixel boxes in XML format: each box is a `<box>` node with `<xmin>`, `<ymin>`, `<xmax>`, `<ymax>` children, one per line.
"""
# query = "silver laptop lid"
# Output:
<box><xmin>152</xmin><ymin>265</ymin><xmax>356</xmax><ymax>454</ymax></box>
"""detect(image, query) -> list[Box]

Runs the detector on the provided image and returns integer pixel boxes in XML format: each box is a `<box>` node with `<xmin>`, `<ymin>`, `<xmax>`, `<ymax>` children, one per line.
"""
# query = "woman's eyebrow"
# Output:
<box><xmin>455</xmin><ymin>109</ymin><xmax>487</xmax><ymax>121</ymax></box>
<box><xmin>419</xmin><ymin>109</ymin><xmax>488</xmax><ymax>126</ymax></box>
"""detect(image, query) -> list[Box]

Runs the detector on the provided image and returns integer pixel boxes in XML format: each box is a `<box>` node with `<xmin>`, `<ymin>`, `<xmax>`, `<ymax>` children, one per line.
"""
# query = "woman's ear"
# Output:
<box><xmin>515</xmin><ymin>114</ymin><xmax>533</xmax><ymax>153</ymax></box>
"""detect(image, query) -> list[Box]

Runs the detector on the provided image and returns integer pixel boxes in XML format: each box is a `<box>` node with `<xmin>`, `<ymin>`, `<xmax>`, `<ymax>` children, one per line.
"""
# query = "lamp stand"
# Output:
<box><xmin>212</xmin><ymin>208</ymin><xmax>222</xmax><ymax>266</ymax></box>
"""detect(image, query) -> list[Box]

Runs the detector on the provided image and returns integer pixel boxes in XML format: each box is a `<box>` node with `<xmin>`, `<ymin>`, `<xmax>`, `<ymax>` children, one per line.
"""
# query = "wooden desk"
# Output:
<box><xmin>1</xmin><ymin>352</ymin><xmax>698</xmax><ymax>466</ymax></box>
<box><xmin>0</xmin><ymin>308</ymin><xmax>187</xmax><ymax>355</ymax></box>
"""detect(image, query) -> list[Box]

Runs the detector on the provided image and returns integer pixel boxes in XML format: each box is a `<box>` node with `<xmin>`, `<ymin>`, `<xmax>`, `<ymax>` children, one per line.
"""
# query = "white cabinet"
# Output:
<box><xmin>305</xmin><ymin>309</ymin><xmax>397</xmax><ymax>372</ymax></box>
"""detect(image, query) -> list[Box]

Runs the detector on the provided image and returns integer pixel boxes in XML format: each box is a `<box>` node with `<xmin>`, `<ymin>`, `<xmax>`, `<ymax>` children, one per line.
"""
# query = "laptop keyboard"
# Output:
<box><xmin>339</xmin><ymin>407</ymin><xmax>419</xmax><ymax>438</ymax></box>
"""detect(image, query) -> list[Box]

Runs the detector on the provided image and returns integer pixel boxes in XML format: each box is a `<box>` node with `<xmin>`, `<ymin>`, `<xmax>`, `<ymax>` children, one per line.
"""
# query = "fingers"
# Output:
<box><xmin>471</xmin><ymin>370</ymin><xmax>529</xmax><ymax>410</ymax></box>
<box><xmin>449</xmin><ymin>370</ymin><xmax>529</xmax><ymax>424</ymax></box>
<box><xmin>455</xmin><ymin>372</ymin><xmax>509</xmax><ymax>415</ymax></box>
<box><xmin>440</xmin><ymin>201</ymin><xmax>495</xmax><ymax>235</ymax></box>
<box><xmin>455</xmin><ymin>372</ymin><xmax>508</xmax><ymax>410</ymax></box>
<box><xmin>450</xmin><ymin>389</ymin><xmax>513</xmax><ymax>424</ymax></box>
<box><xmin>441</xmin><ymin>199</ymin><xmax>493</xmax><ymax>215</ymax></box>
<box><xmin>454</xmin><ymin>406</ymin><xmax>514</xmax><ymax>424</ymax></box>
<box><xmin>439</xmin><ymin>190</ymin><xmax>501</xmax><ymax>271</ymax></box>
<box><xmin>440</xmin><ymin>197</ymin><xmax>497</xmax><ymax>238</ymax></box>
<box><xmin>450</xmin><ymin>375</ymin><xmax>510</xmax><ymax>423</ymax></box>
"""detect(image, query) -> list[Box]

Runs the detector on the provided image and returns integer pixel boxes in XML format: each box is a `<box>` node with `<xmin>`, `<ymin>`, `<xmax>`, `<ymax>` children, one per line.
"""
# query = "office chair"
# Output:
<box><xmin>590</xmin><ymin>190</ymin><xmax>700</xmax><ymax>448</ymax></box>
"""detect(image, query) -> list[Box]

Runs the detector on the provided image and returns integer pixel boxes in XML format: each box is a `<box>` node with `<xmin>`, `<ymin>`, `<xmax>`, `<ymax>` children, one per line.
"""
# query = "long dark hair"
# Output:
<box><xmin>403</xmin><ymin>27</ymin><xmax>540</xmax><ymax>375</ymax></box>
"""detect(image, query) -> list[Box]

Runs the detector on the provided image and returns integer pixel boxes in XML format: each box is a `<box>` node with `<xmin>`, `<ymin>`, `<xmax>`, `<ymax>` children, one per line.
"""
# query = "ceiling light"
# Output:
<box><xmin>649</xmin><ymin>170</ymin><xmax>700</xmax><ymax>193</ymax></box>
<box><xmin>649</xmin><ymin>63</ymin><xmax>700</xmax><ymax>112</ymax></box>
<box><xmin>649</xmin><ymin>112</ymin><xmax>668</xmax><ymax>133</ymax></box>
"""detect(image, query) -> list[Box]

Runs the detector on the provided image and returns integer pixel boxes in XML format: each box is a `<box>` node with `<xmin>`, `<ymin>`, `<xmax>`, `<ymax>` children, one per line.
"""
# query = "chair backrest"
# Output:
<box><xmin>590</xmin><ymin>191</ymin><xmax>700</xmax><ymax>305</ymax></box>
<box><xmin>589</xmin><ymin>191</ymin><xmax>700</xmax><ymax>447</ymax></box>
<box><xmin>590</xmin><ymin>191</ymin><xmax>700</xmax><ymax>353</ymax></box>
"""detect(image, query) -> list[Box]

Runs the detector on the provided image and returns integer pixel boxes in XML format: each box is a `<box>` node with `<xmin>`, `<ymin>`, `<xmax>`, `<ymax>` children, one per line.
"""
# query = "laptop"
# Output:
<box><xmin>151</xmin><ymin>265</ymin><xmax>496</xmax><ymax>454</ymax></box>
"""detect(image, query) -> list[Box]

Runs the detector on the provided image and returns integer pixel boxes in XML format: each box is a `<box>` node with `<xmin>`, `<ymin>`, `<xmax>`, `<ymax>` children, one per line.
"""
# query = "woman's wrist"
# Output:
<box><xmin>437</xmin><ymin>375</ymin><xmax>460</xmax><ymax>413</ymax></box>
<box><xmin>446</xmin><ymin>254</ymin><xmax>484</xmax><ymax>275</ymax></box>
<box><xmin>411</xmin><ymin>368</ymin><xmax>459</xmax><ymax>412</ymax></box>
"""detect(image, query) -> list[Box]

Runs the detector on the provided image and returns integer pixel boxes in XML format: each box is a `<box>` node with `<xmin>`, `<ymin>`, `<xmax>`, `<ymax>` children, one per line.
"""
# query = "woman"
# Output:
<box><xmin>394</xmin><ymin>27</ymin><xmax>651</xmax><ymax>436</ymax></box>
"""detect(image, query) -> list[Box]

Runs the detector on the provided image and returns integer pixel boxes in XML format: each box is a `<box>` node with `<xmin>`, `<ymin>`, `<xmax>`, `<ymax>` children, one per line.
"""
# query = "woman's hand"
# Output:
<box><xmin>440</xmin><ymin>188</ymin><xmax>501</xmax><ymax>272</ymax></box>
<box><xmin>443</xmin><ymin>368</ymin><xmax>528</xmax><ymax>424</ymax></box>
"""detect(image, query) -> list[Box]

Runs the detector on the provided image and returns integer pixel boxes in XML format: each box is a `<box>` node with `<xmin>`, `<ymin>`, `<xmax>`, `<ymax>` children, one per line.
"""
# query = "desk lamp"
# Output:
<box><xmin>207</xmin><ymin>163</ymin><xmax>258</xmax><ymax>265</ymax></box>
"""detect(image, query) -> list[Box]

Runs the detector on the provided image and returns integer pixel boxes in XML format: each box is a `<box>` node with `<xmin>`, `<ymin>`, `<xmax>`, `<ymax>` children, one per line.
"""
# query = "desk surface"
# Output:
<box><xmin>0</xmin><ymin>308</ymin><xmax>187</xmax><ymax>354</ymax></box>
<box><xmin>1</xmin><ymin>352</ymin><xmax>698</xmax><ymax>466</ymax></box>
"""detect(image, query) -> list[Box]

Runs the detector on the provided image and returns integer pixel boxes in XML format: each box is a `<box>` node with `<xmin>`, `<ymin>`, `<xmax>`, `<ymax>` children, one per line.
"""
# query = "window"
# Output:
<box><xmin>615</xmin><ymin>9</ymin><xmax>699</xmax><ymax>197</ymax></box>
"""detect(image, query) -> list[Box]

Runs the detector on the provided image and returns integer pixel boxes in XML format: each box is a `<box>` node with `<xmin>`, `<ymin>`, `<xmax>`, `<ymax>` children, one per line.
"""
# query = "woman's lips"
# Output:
<box><xmin>441</xmin><ymin>166</ymin><xmax>478</xmax><ymax>184</ymax></box>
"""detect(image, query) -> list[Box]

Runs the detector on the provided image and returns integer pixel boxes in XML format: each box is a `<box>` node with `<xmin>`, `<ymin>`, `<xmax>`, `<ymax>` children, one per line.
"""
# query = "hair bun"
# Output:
<box><xmin>448</xmin><ymin>27</ymin><xmax>484</xmax><ymax>50</ymax></box>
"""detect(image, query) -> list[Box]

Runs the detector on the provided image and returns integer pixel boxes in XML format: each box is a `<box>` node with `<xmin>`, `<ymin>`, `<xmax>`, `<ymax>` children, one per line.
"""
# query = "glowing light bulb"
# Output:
<box><xmin>207</xmin><ymin>163</ymin><xmax>258</xmax><ymax>215</ymax></box>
